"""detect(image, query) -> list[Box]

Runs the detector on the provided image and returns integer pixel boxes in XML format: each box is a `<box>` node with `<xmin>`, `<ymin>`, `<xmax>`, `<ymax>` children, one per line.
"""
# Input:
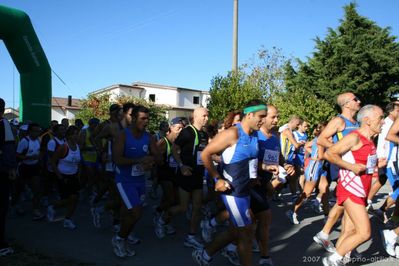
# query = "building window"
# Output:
<box><xmin>193</xmin><ymin>96</ymin><xmax>200</xmax><ymax>105</ymax></box>
<box><xmin>149</xmin><ymin>94</ymin><xmax>156</xmax><ymax>102</ymax></box>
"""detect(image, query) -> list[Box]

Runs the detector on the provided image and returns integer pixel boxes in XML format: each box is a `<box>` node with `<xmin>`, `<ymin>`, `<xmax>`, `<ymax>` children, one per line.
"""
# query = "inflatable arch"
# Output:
<box><xmin>0</xmin><ymin>5</ymin><xmax>51</xmax><ymax>126</ymax></box>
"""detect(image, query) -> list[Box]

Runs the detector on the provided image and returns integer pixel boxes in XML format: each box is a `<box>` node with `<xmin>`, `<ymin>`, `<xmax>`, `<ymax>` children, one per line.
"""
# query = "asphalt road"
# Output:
<box><xmin>4</xmin><ymin>181</ymin><xmax>399</xmax><ymax>266</ymax></box>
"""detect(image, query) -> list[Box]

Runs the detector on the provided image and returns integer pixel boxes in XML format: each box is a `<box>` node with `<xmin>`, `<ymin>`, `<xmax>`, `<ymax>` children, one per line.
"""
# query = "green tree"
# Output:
<box><xmin>207</xmin><ymin>70</ymin><xmax>264</xmax><ymax>122</ymax></box>
<box><xmin>75</xmin><ymin>94</ymin><xmax>169</xmax><ymax>132</ymax></box>
<box><xmin>286</xmin><ymin>3</ymin><xmax>399</xmax><ymax>106</ymax></box>
<box><xmin>271</xmin><ymin>89</ymin><xmax>335</xmax><ymax>128</ymax></box>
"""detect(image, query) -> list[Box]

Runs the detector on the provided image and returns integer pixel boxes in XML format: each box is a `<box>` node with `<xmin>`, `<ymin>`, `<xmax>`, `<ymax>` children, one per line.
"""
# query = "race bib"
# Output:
<box><xmin>366</xmin><ymin>154</ymin><xmax>377</xmax><ymax>174</ymax></box>
<box><xmin>197</xmin><ymin>151</ymin><xmax>204</xmax><ymax>165</ymax></box>
<box><xmin>131</xmin><ymin>164</ymin><xmax>144</xmax><ymax>176</ymax></box>
<box><xmin>169</xmin><ymin>156</ymin><xmax>178</xmax><ymax>168</ymax></box>
<box><xmin>249</xmin><ymin>158</ymin><xmax>258</xmax><ymax>179</ymax></box>
<box><xmin>263</xmin><ymin>149</ymin><xmax>279</xmax><ymax>165</ymax></box>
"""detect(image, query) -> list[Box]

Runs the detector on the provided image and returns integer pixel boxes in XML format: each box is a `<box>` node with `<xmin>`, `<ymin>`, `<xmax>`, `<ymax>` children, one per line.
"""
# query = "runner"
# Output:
<box><xmin>322</xmin><ymin>105</ymin><xmax>385</xmax><ymax>265</ymax></box>
<box><xmin>0</xmin><ymin>98</ymin><xmax>17</xmax><ymax>257</ymax></box>
<box><xmin>156</xmin><ymin>107</ymin><xmax>209</xmax><ymax>249</ymax></box>
<box><xmin>111</xmin><ymin>105</ymin><xmax>159</xmax><ymax>257</ymax></box>
<box><xmin>16</xmin><ymin>123</ymin><xmax>44</xmax><ymax>220</ymax></box>
<box><xmin>48</xmin><ymin>126</ymin><xmax>82</xmax><ymax>229</ymax></box>
<box><xmin>287</xmin><ymin>122</ymin><xmax>329</xmax><ymax>224</ymax></box>
<box><xmin>192</xmin><ymin>100</ymin><xmax>267</xmax><ymax>266</ymax></box>
<box><xmin>313</xmin><ymin>92</ymin><xmax>361</xmax><ymax>252</ymax></box>
<box><xmin>293</xmin><ymin>119</ymin><xmax>309</xmax><ymax>190</ymax></box>
<box><xmin>153</xmin><ymin>117</ymin><xmax>184</xmax><ymax>238</ymax></box>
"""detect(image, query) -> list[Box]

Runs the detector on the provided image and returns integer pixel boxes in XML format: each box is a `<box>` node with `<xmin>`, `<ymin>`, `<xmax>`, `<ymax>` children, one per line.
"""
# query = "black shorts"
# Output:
<box><xmin>250</xmin><ymin>184</ymin><xmax>270</xmax><ymax>214</ymax></box>
<box><xmin>18</xmin><ymin>163</ymin><xmax>40</xmax><ymax>179</ymax></box>
<box><xmin>177</xmin><ymin>170</ymin><xmax>203</xmax><ymax>192</ymax></box>
<box><xmin>58</xmin><ymin>174</ymin><xmax>80</xmax><ymax>199</ymax></box>
<box><xmin>158</xmin><ymin>167</ymin><xmax>178</xmax><ymax>184</ymax></box>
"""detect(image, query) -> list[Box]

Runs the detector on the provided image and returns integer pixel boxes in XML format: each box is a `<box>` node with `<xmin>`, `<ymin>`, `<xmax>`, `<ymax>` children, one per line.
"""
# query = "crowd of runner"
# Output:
<box><xmin>0</xmin><ymin>93</ymin><xmax>399</xmax><ymax>265</ymax></box>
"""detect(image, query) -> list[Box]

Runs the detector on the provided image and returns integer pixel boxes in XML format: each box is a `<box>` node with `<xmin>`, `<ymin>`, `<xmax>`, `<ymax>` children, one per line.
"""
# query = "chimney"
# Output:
<box><xmin>67</xmin><ymin>95</ymin><xmax>72</xmax><ymax>106</ymax></box>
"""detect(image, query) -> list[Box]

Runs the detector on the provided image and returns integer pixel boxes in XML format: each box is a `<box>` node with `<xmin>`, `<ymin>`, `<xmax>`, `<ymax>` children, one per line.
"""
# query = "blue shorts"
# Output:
<box><xmin>305</xmin><ymin>160</ymin><xmax>327</xmax><ymax>182</ymax></box>
<box><xmin>386</xmin><ymin>167</ymin><xmax>399</xmax><ymax>201</ymax></box>
<box><xmin>116</xmin><ymin>181</ymin><xmax>146</xmax><ymax>210</ymax></box>
<box><xmin>329</xmin><ymin>163</ymin><xmax>339</xmax><ymax>181</ymax></box>
<box><xmin>220</xmin><ymin>194</ymin><xmax>252</xmax><ymax>227</ymax></box>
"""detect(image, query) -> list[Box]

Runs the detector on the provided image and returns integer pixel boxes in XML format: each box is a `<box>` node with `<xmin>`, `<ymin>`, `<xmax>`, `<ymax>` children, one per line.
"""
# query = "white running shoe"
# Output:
<box><xmin>184</xmin><ymin>235</ymin><xmax>204</xmax><ymax>249</ymax></box>
<box><xmin>259</xmin><ymin>257</ymin><xmax>273</xmax><ymax>266</ymax></box>
<box><xmin>127</xmin><ymin>234</ymin><xmax>141</xmax><ymax>245</ymax></box>
<box><xmin>165</xmin><ymin>223</ymin><xmax>176</xmax><ymax>235</ymax></box>
<box><xmin>286</xmin><ymin>210</ymin><xmax>299</xmax><ymax>225</ymax></box>
<box><xmin>221</xmin><ymin>247</ymin><xmax>241</xmax><ymax>265</ymax></box>
<box><xmin>313</xmin><ymin>232</ymin><xmax>335</xmax><ymax>253</ymax></box>
<box><xmin>380</xmin><ymin>230</ymin><xmax>396</xmax><ymax>257</ymax></box>
<box><xmin>0</xmin><ymin>247</ymin><xmax>14</xmax><ymax>257</ymax></box>
<box><xmin>201</xmin><ymin>219</ymin><xmax>215</xmax><ymax>243</ymax></box>
<box><xmin>395</xmin><ymin>245</ymin><xmax>399</xmax><ymax>259</ymax></box>
<box><xmin>192</xmin><ymin>249</ymin><xmax>211</xmax><ymax>266</ymax></box>
<box><xmin>322</xmin><ymin>255</ymin><xmax>344</xmax><ymax>266</ymax></box>
<box><xmin>47</xmin><ymin>205</ymin><xmax>55</xmax><ymax>222</ymax></box>
<box><xmin>63</xmin><ymin>219</ymin><xmax>77</xmax><ymax>230</ymax></box>
<box><xmin>111</xmin><ymin>235</ymin><xmax>126</xmax><ymax>258</ymax></box>
<box><xmin>154</xmin><ymin>217</ymin><xmax>166</xmax><ymax>239</ymax></box>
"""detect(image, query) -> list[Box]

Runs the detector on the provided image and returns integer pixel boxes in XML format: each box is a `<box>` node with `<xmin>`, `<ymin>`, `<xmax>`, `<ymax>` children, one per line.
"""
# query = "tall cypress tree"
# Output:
<box><xmin>286</xmin><ymin>3</ymin><xmax>399</xmax><ymax>106</ymax></box>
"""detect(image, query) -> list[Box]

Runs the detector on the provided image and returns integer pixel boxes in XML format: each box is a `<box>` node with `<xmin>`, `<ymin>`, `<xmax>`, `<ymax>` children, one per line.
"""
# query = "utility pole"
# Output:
<box><xmin>232</xmin><ymin>0</ymin><xmax>238</xmax><ymax>72</ymax></box>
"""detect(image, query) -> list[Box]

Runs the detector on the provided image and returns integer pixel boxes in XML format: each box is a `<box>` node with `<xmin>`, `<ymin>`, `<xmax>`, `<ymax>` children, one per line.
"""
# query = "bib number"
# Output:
<box><xmin>197</xmin><ymin>151</ymin><xmax>204</xmax><ymax>165</ymax></box>
<box><xmin>366</xmin><ymin>154</ymin><xmax>377</xmax><ymax>174</ymax></box>
<box><xmin>169</xmin><ymin>156</ymin><xmax>178</xmax><ymax>168</ymax></box>
<box><xmin>263</xmin><ymin>149</ymin><xmax>279</xmax><ymax>165</ymax></box>
<box><xmin>249</xmin><ymin>158</ymin><xmax>258</xmax><ymax>179</ymax></box>
<box><xmin>131</xmin><ymin>164</ymin><xmax>144</xmax><ymax>176</ymax></box>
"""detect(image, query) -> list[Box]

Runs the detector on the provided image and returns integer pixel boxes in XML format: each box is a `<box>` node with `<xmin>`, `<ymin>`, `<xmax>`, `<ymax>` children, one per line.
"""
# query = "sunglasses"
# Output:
<box><xmin>344</xmin><ymin>96</ymin><xmax>360</xmax><ymax>105</ymax></box>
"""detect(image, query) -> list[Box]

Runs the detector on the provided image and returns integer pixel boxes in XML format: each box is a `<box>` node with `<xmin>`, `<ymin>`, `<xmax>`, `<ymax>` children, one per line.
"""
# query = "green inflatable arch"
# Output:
<box><xmin>0</xmin><ymin>5</ymin><xmax>51</xmax><ymax>126</ymax></box>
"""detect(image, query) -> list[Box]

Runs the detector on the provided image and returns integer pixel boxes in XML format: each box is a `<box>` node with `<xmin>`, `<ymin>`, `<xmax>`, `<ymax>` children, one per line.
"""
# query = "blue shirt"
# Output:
<box><xmin>115</xmin><ymin>128</ymin><xmax>150</xmax><ymax>183</ymax></box>
<box><xmin>257</xmin><ymin>130</ymin><xmax>280</xmax><ymax>180</ymax></box>
<box><xmin>221</xmin><ymin>123</ymin><xmax>259</xmax><ymax>197</ymax></box>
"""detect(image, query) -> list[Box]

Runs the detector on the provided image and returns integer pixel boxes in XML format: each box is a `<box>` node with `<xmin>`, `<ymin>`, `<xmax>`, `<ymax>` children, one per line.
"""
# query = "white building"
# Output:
<box><xmin>51</xmin><ymin>96</ymin><xmax>82</xmax><ymax>123</ymax></box>
<box><xmin>90</xmin><ymin>81</ymin><xmax>210</xmax><ymax>119</ymax></box>
<box><xmin>5</xmin><ymin>96</ymin><xmax>82</xmax><ymax>124</ymax></box>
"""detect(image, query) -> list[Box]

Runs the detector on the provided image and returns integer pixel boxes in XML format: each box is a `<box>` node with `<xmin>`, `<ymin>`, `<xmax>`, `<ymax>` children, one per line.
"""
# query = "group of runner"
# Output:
<box><xmin>1</xmin><ymin>93</ymin><xmax>399</xmax><ymax>265</ymax></box>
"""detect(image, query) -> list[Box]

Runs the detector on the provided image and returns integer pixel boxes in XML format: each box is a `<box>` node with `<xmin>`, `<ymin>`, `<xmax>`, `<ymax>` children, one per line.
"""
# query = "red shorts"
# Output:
<box><xmin>336</xmin><ymin>185</ymin><xmax>367</xmax><ymax>206</ymax></box>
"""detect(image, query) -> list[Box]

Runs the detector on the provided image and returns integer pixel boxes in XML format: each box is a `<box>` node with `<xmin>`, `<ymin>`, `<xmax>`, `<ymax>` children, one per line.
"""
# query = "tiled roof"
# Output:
<box><xmin>52</xmin><ymin>97</ymin><xmax>82</xmax><ymax>110</ymax></box>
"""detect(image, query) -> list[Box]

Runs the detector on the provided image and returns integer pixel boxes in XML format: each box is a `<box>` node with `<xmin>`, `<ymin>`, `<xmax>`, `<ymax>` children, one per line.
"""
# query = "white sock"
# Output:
<box><xmin>386</xmin><ymin>229</ymin><xmax>398</xmax><ymax>242</ymax></box>
<box><xmin>203</xmin><ymin>250</ymin><xmax>211</xmax><ymax>261</ymax></box>
<box><xmin>210</xmin><ymin>218</ymin><xmax>218</xmax><ymax>227</ymax></box>
<box><xmin>330</xmin><ymin>252</ymin><xmax>343</xmax><ymax>261</ymax></box>
<box><xmin>316</xmin><ymin>197</ymin><xmax>321</xmax><ymax>203</ymax></box>
<box><xmin>319</xmin><ymin>231</ymin><xmax>329</xmax><ymax>240</ymax></box>
<box><xmin>226</xmin><ymin>243</ymin><xmax>237</xmax><ymax>252</ymax></box>
<box><xmin>367</xmin><ymin>199</ymin><xmax>372</xmax><ymax>205</ymax></box>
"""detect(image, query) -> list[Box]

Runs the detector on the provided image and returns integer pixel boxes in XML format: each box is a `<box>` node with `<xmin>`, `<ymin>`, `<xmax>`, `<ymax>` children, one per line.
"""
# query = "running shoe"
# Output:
<box><xmin>192</xmin><ymin>249</ymin><xmax>211</xmax><ymax>266</ymax></box>
<box><xmin>90</xmin><ymin>206</ymin><xmax>101</xmax><ymax>228</ymax></box>
<box><xmin>0</xmin><ymin>246</ymin><xmax>14</xmax><ymax>257</ymax></box>
<box><xmin>259</xmin><ymin>257</ymin><xmax>274</xmax><ymax>266</ymax></box>
<box><xmin>201</xmin><ymin>219</ymin><xmax>215</xmax><ymax>243</ymax></box>
<box><xmin>221</xmin><ymin>247</ymin><xmax>241</xmax><ymax>265</ymax></box>
<box><xmin>184</xmin><ymin>235</ymin><xmax>204</xmax><ymax>249</ymax></box>
<box><xmin>286</xmin><ymin>210</ymin><xmax>299</xmax><ymax>225</ymax></box>
<box><xmin>32</xmin><ymin>210</ymin><xmax>45</xmax><ymax>221</ymax></box>
<box><xmin>312</xmin><ymin>200</ymin><xmax>322</xmax><ymax>214</ymax></box>
<box><xmin>395</xmin><ymin>246</ymin><xmax>399</xmax><ymax>259</ymax></box>
<box><xmin>63</xmin><ymin>219</ymin><xmax>77</xmax><ymax>229</ymax></box>
<box><xmin>111</xmin><ymin>235</ymin><xmax>126</xmax><ymax>258</ymax></box>
<box><xmin>127</xmin><ymin>234</ymin><xmax>141</xmax><ymax>245</ymax></box>
<box><xmin>47</xmin><ymin>205</ymin><xmax>55</xmax><ymax>222</ymax></box>
<box><xmin>322</xmin><ymin>255</ymin><xmax>344</xmax><ymax>266</ymax></box>
<box><xmin>380</xmin><ymin>230</ymin><xmax>396</xmax><ymax>257</ymax></box>
<box><xmin>154</xmin><ymin>217</ymin><xmax>166</xmax><ymax>239</ymax></box>
<box><xmin>313</xmin><ymin>232</ymin><xmax>335</xmax><ymax>253</ymax></box>
<box><xmin>165</xmin><ymin>223</ymin><xmax>176</xmax><ymax>235</ymax></box>
<box><xmin>125</xmin><ymin>241</ymin><xmax>136</xmax><ymax>257</ymax></box>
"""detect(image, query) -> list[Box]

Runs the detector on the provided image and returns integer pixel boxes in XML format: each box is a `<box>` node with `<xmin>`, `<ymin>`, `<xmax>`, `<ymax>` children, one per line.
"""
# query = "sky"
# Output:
<box><xmin>1</xmin><ymin>0</ymin><xmax>398</xmax><ymax>109</ymax></box>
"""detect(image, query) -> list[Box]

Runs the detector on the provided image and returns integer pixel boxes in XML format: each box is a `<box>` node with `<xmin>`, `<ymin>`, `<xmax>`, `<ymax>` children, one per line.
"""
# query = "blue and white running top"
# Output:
<box><xmin>115</xmin><ymin>128</ymin><xmax>150</xmax><ymax>183</ymax></box>
<box><xmin>305</xmin><ymin>137</ymin><xmax>326</xmax><ymax>182</ymax></box>
<box><xmin>332</xmin><ymin>115</ymin><xmax>359</xmax><ymax>144</ymax></box>
<box><xmin>257</xmin><ymin>130</ymin><xmax>280</xmax><ymax>181</ymax></box>
<box><xmin>221</xmin><ymin>123</ymin><xmax>259</xmax><ymax>197</ymax></box>
<box><xmin>293</xmin><ymin>131</ymin><xmax>308</xmax><ymax>166</ymax></box>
